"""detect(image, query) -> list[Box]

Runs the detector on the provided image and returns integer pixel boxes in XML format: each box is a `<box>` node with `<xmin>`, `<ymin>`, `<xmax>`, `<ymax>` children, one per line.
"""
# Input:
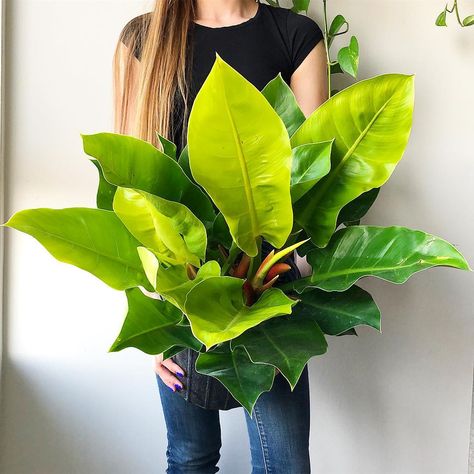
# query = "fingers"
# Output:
<box><xmin>162</xmin><ymin>358</ymin><xmax>186</xmax><ymax>378</ymax></box>
<box><xmin>154</xmin><ymin>355</ymin><xmax>185</xmax><ymax>393</ymax></box>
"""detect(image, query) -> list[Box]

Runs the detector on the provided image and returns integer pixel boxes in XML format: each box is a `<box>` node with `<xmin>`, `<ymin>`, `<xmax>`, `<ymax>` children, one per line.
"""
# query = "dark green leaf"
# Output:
<box><xmin>110</xmin><ymin>288</ymin><xmax>202</xmax><ymax>354</ymax></box>
<box><xmin>294</xmin><ymin>285</ymin><xmax>381</xmax><ymax>335</ymax></box>
<box><xmin>262</xmin><ymin>73</ymin><xmax>306</xmax><ymax>137</ymax></box>
<box><xmin>195</xmin><ymin>343</ymin><xmax>275</xmax><ymax>415</ymax></box>
<box><xmin>337</xmin><ymin>188</ymin><xmax>380</xmax><ymax>226</ymax></box>
<box><xmin>231</xmin><ymin>315</ymin><xmax>327</xmax><ymax>389</ymax></box>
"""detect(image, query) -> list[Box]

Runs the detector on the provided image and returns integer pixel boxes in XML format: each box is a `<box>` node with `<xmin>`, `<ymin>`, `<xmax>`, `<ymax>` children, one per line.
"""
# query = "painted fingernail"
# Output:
<box><xmin>174</xmin><ymin>384</ymin><xmax>182</xmax><ymax>391</ymax></box>
<box><xmin>176</xmin><ymin>371</ymin><xmax>184</xmax><ymax>378</ymax></box>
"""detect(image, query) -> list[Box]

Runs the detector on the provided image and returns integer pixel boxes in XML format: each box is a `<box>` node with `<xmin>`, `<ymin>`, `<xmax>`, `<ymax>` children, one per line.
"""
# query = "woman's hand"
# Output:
<box><xmin>154</xmin><ymin>354</ymin><xmax>186</xmax><ymax>392</ymax></box>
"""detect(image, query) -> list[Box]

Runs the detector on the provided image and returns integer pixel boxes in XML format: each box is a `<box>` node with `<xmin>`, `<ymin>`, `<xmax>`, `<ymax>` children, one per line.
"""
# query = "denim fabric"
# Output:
<box><xmin>170</xmin><ymin>240</ymin><xmax>302</xmax><ymax>411</ymax></box>
<box><xmin>157</xmin><ymin>364</ymin><xmax>310</xmax><ymax>473</ymax></box>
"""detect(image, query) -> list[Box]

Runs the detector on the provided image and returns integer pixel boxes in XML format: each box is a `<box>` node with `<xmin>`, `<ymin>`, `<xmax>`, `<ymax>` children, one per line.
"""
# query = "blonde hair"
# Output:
<box><xmin>113</xmin><ymin>1</ymin><xmax>196</xmax><ymax>150</ymax></box>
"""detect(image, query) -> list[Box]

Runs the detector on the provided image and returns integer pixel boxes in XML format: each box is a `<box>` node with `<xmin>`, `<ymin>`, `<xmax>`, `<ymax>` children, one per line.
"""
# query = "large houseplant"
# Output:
<box><xmin>2</xmin><ymin>55</ymin><xmax>470</xmax><ymax>415</ymax></box>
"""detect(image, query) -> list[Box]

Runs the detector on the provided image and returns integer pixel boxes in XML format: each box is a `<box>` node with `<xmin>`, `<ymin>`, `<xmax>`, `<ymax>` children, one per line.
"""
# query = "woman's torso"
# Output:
<box><xmin>124</xmin><ymin>0</ymin><xmax>322</xmax><ymax>410</ymax></box>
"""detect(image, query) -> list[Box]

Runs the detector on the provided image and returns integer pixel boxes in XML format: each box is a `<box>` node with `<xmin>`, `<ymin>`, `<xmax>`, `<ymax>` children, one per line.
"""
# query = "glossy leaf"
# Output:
<box><xmin>90</xmin><ymin>159</ymin><xmax>116</xmax><ymax>210</ymax></box>
<box><xmin>110</xmin><ymin>288</ymin><xmax>202</xmax><ymax>354</ymax></box>
<box><xmin>184</xmin><ymin>275</ymin><xmax>298</xmax><ymax>349</ymax></box>
<box><xmin>154</xmin><ymin>260</ymin><xmax>221</xmax><ymax>312</ymax></box>
<box><xmin>290</xmin><ymin>225</ymin><xmax>472</xmax><ymax>292</ymax></box>
<box><xmin>156</xmin><ymin>132</ymin><xmax>177</xmax><ymax>159</ymax></box>
<box><xmin>337</xmin><ymin>36</ymin><xmax>359</xmax><ymax>78</ymax></box>
<box><xmin>436</xmin><ymin>8</ymin><xmax>448</xmax><ymax>26</ymax></box>
<box><xmin>195</xmin><ymin>343</ymin><xmax>275</xmax><ymax>415</ymax></box>
<box><xmin>328</xmin><ymin>14</ymin><xmax>349</xmax><ymax>47</ymax></box>
<box><xmin>2</xmin><ymin>208</ymin><xmax>151</xmax><ymax>290</ymax></box>
<box><xmin>290</xmin><ymin>141</ymin><xmax>333</xmax><ymax>203</ymax></box>
<box><xmin>337</xmin><ymin>187</ymin><xmax>380</xmax><ymax>226</ymax></box>
<box><xmin>187</xmin><ymin>54</ymin><xmax>293</xmax><ymax>257</ymax></box>
<box><xmin>81</xmin><ymin>133</ymin><xmax>215</xmax><ymax>228</ymax></box>
<box><xmin>291</xmin><ymin>74</ymin><xmax>415</xmax><ymax>247</ymax></box>
<box><xmin>113</xmin><ymin>187</ymin><xmax>207</xmax><ymax>267</ymax></box>
<box><xmin>463</xmin><ymin>14</ymin><xmax>474</xmax><ymax>26</ymax></box>
<box><xmin>294</xmin><ymin>285</ymin><xmax>381</xmax><ymax>335</ymax></box>
<box><xmin>231</xmin><ymin>315</ymin><xmax>327</xmax><ymax>389</ymax></box>
<box><xmin>261</xmin><ymin>73</ymin><xmax>306</xmax><ymax>136</ymax></box>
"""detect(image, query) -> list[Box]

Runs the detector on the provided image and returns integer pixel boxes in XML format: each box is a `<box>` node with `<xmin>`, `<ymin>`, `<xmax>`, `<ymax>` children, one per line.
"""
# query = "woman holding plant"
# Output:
<box><xmin>114</xmin><ymin>0</ymin><xmax>327</xmax><ymax>472</ymax></box>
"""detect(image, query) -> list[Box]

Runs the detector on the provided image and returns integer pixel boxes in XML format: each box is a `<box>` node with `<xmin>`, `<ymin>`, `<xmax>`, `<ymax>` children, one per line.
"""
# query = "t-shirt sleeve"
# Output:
<box><xmin>286</xmin><ymin>10</ymin><xmax>324</xmax><ymax>72</ymax></box>
<box><xmin>119</xmin><ymin>13</ymin><xmax>150</xmax><ymax>61</ymax></box>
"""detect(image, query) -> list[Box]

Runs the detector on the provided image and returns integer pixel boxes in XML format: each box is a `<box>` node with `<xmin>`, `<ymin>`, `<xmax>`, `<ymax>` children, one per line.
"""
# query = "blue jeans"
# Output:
<box><xmin>156</xmin><ymin>364</ymin><xmax>311</xmax><ymax>474</ymax></box>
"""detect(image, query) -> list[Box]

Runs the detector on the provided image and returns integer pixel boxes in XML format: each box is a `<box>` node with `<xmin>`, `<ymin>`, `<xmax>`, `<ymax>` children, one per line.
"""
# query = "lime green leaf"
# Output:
<box><xmin>195</xmin><ymin>343</ymin><xmax>275</xmax><ymax>415</ymax></box>
<box><xmin>261</xmin><ymin>73</ymin><xmax>306</xmax><ymax>136</ymax></box>
<box><xmin>110</xmin><ymin>288</ymin><xmax>202</xmax><ymax>354</ymax></box>
<box><xmin>290</xmin><ymin>141</ymin><xmax>332</xmax><ymax>203</ymax></box>
<box><xmin>81</xmin><ymin>132</ymin><xmax>215</xmax><ymax>228</ymax></box>
<box><xmin>231</xmin><ymin>315</ymin><xmax>327</xmax><ymax>389</ymax></box>
<box><xmin>113</xmin><ymin>187</ymin><xmax>207</xmax><ymax>267</ymax></box>
<box><xmin>436</xmin><ymin>8</ymin><xmax>448</xmax><ymax>26</ymax></box>
<box><xmin>290</xmin><ymin>225</ymin><xmax>472</xmax><ymax>292</ymax></box>
<box><xmin>295</xmin><ymin>285</ymin><xmax>381</xmax><ymax>335</ymax></box>
<box><xmin>463</xmin><ymin>14</ymin><xmax>474</xmax><ymax>26</ymax></box>
<box><xmin>337</xmin><ymin>36</ymin><xmax>359</xmax><ymax>78</ymax></box>
<box><xmin>152</xmin><ymin>260</ymin><xmax>221</xmax><ymax>312</ymax></box>
<box><xmin>90</xmin><ymin>159</ymin><xmax>116</xmax><ymax>210</ymax></box>
<box><xmin>291</xmin><ymin>74</ymin><xmax>415</xmax><ymax>247</ymax></box>
<box><xmin>2</xmin><ymin>208</ymin><xmax>151</xmax><ymax>290</ymax></box>
<box><xmin>187</xmin><ymin>54</ymin><xmax>293</xmax><ymax>256</ymax></box>
<box><xmin>184</xmin><ymin>276</ymin><xmax>298</xmax><ymax>349</ymax></box>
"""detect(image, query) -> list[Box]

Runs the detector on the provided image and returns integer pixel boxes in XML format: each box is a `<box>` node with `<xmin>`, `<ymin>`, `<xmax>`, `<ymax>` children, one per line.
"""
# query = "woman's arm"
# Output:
<box><xmin>289</xmin><ymin>40</ymin><xmax>328</xmax><ymax>278</ymax></box>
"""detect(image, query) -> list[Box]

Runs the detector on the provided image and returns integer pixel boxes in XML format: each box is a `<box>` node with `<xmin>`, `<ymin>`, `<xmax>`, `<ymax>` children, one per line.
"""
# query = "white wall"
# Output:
<box><xmin>1</xmin><ymin>1</ymin><xmax>473</xmax><ymax>473</ymax></box>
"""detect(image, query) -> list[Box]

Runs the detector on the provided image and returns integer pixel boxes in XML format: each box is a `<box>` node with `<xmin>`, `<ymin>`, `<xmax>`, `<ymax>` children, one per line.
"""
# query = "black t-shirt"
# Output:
<box><xmin>121</xmin><ymin>1</ymin><xmax>324</xmax><ymax>153</ymax></box>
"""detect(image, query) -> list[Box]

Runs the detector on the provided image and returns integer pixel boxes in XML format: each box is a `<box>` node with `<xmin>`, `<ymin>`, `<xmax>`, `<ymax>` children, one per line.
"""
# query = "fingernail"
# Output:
<box><xmin>176</xmin><ymin>371</ymin><xmax>184</xmax><ymax>378</ymax></box>
<box><xmin>174</xmin><ymin>384</ymin><xmax>182</xmax><ymax>391</ymax></box>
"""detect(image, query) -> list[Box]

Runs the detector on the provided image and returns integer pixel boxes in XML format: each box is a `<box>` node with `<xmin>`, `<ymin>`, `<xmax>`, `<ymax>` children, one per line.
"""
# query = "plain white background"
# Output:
<box><xmin>1</xmin><ymin>1</ymin><xmax>473</xmax><ymax>473</ymax></box>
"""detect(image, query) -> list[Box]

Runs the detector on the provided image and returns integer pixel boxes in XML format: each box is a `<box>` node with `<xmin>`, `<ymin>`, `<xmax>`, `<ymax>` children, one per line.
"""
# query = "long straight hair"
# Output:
<box><xmin>113</xmin><ymin>0</ymin><xmax>196</xmax><ymax>150</ymax></box>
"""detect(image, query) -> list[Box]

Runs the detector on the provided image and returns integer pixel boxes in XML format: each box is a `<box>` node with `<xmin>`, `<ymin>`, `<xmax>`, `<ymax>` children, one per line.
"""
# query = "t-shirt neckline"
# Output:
<box><xmin>193</xmin><ymin>1</ymin><xmax>262</xmax><ymax>31</ymax></box>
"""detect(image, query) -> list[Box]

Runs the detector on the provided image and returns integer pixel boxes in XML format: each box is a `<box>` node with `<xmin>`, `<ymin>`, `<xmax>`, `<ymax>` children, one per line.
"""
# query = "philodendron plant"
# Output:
<box><xmin>2</xmin><ymin>55</ymin><xmax>471</xmax><ymax>416</ymax></box>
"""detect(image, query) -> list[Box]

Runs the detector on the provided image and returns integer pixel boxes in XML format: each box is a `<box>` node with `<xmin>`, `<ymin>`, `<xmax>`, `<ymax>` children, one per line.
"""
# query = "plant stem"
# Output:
<box><xmin>322</xmin><ymin>0</ymin><xmax>332</xmax><ymax>98</ymax></box>
<box><xmin>247</xmin><ymin>236</ymin><xmax>263</xmax><ymax>281</ymax></box>
<box><xmin>221</xmin><ymin>242</ymin><xmax>240</xmax><ymax>275</ymax></box>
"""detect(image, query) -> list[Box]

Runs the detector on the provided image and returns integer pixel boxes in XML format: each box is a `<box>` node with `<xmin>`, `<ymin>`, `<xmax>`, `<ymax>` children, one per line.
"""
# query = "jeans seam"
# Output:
<box><xmin>253</xmin><ymin>404</ymin><xmax>271</xmax><ymax>474</ymax></box>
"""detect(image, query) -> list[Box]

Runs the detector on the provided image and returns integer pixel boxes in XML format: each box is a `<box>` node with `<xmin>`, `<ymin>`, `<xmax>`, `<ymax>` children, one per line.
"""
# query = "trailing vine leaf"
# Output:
<box><xmin>81</xmin><ymin>133</ymin><xmax>215</xmax><ymax>228</ymax></box>
<box><xmin>294</xmin><ymin>285</ymin><xmax>381</xmax><ymax>335</ymax></box>
<box><xmin>187</xmin><ymin>54</ymin><xmax>293</xmax><ymax>257</ymax></box>
<box><xmin>436</xmin><ymin>6</ymin><xmax>448</xmax><ymax>26</ymax></box>
<box><xmin>113</xmin><ymin>187</ymin><xmax>207</xmax><ymax>267</ymax></box>
<box><xmin>328</xmin><ymin>14</ymin><xmax>349</xmax><ymax>47</ymax></box>
<box><xmin>337</xmin><ymin>36</ymin><xmax>359</xmax><ymax>78</ymax></box>
<box><xmin>287</xmin><ymin>225</ymin><xmax>472</xmax><ymax>292</ymax></box>
<box><xmin>337</xmin><ymin>187</ymin><xmax>380</xmax><ymax>226</ymax></box>
<box><xmin>463</xmin><ymin>14</ymin><xmax>474</xmax><ymax>25</ymax></box>
<box><xmin>184</xmin><ymin>276</ymin><xmax>298</xmax><ymax>349</ymax></box>
<box><xmin>110</xmin><ymin>288</ymin><xmax>202</xmax><ymax>354</ymax></box>
<box><xmin>291</xmin><ymin>0</ymin><xmax>311</xmax><ymax>13</ymax></box>
<box><xmin>290</xmin><ymin>141</ymin><xmax>333</xmax><ymax>203</ymax></box>
<box><xmin>90</xmin><ymin>159</ymin><xmax>116</xmax><ymax>210</ymax></box>
<box><xmin>1</xmin><ymin>208</ymin><xmax>152</xmax><ymax>291</ymax></box>
<box><xmin>231</xmin><ymin>315</ymin><xmax>327</xmax><ymax>389</ymax></box>
<box><xmin>291</xmin><ymin>74</ymin><xmax>415</xmax><ymax>248</ymax></box>
<box><xmin>195</xmin><ymin>342</ymin><xmax>275</xmax><ymax>415</ymax></box>
<box><xmin>261</xmin><ymin>72</ymin><xmax>306</xmax><ymax>136</ymax></box>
